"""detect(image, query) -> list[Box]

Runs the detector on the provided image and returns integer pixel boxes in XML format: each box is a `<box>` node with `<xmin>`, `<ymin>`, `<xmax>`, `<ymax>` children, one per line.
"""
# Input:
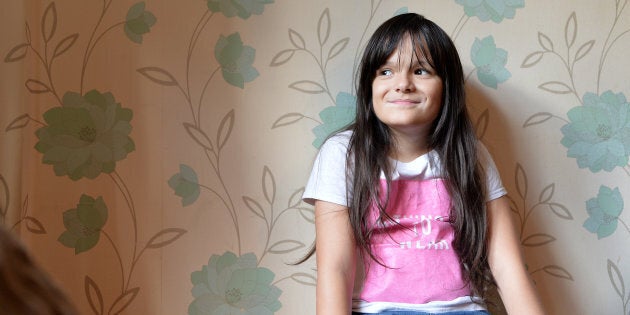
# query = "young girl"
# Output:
<box><xmin>303</xmin><ymin>13</ymin><xmax>545</xmax><ymax>315</ymax></box>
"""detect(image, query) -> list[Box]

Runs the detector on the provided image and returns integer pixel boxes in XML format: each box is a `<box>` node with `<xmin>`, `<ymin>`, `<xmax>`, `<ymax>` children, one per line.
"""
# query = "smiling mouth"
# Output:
<box><xmin>388</xmin><ymin>99</ymin><xmax>420</xmax><ymax>105</ymax></box>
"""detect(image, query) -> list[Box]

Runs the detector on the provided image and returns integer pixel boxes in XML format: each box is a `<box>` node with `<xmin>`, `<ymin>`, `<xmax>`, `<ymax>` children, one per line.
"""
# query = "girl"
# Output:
<box><xmin>302</xmin><ymin>13</ymin><xmax>545</xmax><ymax>315</ymax></box>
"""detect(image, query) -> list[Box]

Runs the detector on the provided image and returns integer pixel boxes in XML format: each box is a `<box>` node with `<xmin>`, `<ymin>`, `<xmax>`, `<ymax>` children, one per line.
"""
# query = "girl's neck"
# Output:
<box><xmin>389</xmin><ymin>129</ymin><xmax>431</xmax><ymax>162</ymax></box>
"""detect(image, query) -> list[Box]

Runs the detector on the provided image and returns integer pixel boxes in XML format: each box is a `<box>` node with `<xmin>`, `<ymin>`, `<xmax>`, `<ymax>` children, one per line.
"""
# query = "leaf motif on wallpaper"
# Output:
<box><xmin>146</xmin><ymin>228</ymin><xmax>187</xmax><ymax>249</ymax></box>
<box><xmin>291</xmin><ymin>272</ymin><xmax>316</xmax><ymax>287</ymax></box>
<box><xmin>540</xmin><ymin>265</ymin><xmax>573</xmax><ymax>281</ymax></box>
<box><xmin>217</xmin><ymin>109</ymin><xmax>234</xmax><ymax>151</ymax></box>
<box><xmin>475</xmin><ymin>108</ymin><xmax>489</xmax><ymax>139</ymax></box>
<box><xmin>42</xmin><ymin>2</ymin><xmax>58</xmax><ymax>43</ymax></box>
<box><xmin>549</xmin><ymin>203</ymin><xmax>573</xmax><ymax>220</ymax></box>
<box><xmin>23</xmin><ymin>216</ymin><xmax>46</xmax><ymax>234</ymax></box>
<box><xmin>25</xmin><ymin>79</ymin><xmax>51</xmax><ymax>94</ymax></box>
<box><xmin>183</xmin><ymin>123</ymin><xmax>215</xmax><ymax>152</ymax></box>
<box><xmin>0</xmin><ymin>175</ymin><xmax>8</xmax><ymax>218</ymax></box>
<box><xmin>574</xmin><ymin>40</ymin><xmax>595</xmax><ymax>63</ymax></box>
<box><xmin>608</xmin><ymin>259</ymin><xmax>626</xmax><ymax>299</ymax></box>
<box><xmin>565</xmin><ymin>12</ymin><xmax>577</xmax><ymax>48</ymax></box>
<box><xmin>20</xmin><ymin>195</ymin><xmax>28</xmax><ymax>219</ymax></box>
<box><xmin>515</xmin><ymin>163</ymin><xmax>528</xmax><ymax>200</ymax></box>
<box><xmin>137</xmin><ymin>67</ymin><xmax>178</xmax><ymax>86</ymax></box>
<box><xmin>268</xmin><ymin>240</ymin><xmax>305</xmax><ymax>254</ymax></box>
<box><xmin>271</xmin><ymin>113</ymin><xmax>305</xmax><ymax>129</ymax></box>
<box><xmin>269</xmin><ymin>49</ymin><xmax>296</xmax><ymax>67</ymax></box>
<box><xmin>318</xmin><ymin>8</ymin><xmax>331</xmax><ymax>46</ymax></box>
<box><xmin>522</xmin><ymin>233</ymin><xmax>556</xmax><ymax>247</ymax></box>
<box><xmin>298</xmin><ymin>207</ymin><xmax>315</xmax><ymax>224</ymax></box>
<box><xmin>84</xmin><ymin>275</ymin><xmax>104</xmax><ymax>315</ymax></box>
<box><xmin>521</xmin><ymin>51</ymin><xmax>545</xmax><ymax>68</ymax></box>
<box><xmin>243</xmin><ymin>196</ymin><xmax>266</xmax><ymax>220</ymax></box>
<box><xmin>109</xmin><ymin>287</ymin><xmax>139</xmax><ymax>315</ymax></box>
<box><xmin>262</xmin><ymin>166</ymin><xmax>276</xmax><ymax>205</ymax></box>
<box><xmin>538</xmin><ymin>81</ymin><xmax>572</xmax><ymax>94</ymax></box>
<box><xmin>328</xmin><ymin>38</ymin><xmax>350</xmax><ymax>61</ymax></box>
<box><xmin>288</xmin><ymin>29</ymin><xmax>306</xmax><ymax>50</ymax></box>
<box><xmin>289</xmin><ymin>80</ymin><xmax>326</xmax><ymax>94</ymax></box>
<box><xmin>522</xmin><ymin>112</ymin><xmax>553</xmax><ymax>127</ymax></box>
<box><xmin>4</xmin><ymin>114</ymin><xmax>31</xmax><ymax>131</ymax></box>
<box><xmin>537</xmin><ymin>32</ymin><xmax>554</xmax><ymax>52</ymax></box>
<box><xmin>53</xmin><ymin>33</ymin><xmax>79</xmax><ymax>58</ymax></box>
<box><xmin>288</xmin><ymin>187</ymin><xmax>305</xmax><ymax>208</ymax></box>
<box><xmin>538</xmin><ymin>184</ymin><xmax>555</xmax><ymax>203</ymax></box>
<box><xmin>4</xmin><ymin>43</ymin><xmax>29</xmax><ymax>62</ymax></box>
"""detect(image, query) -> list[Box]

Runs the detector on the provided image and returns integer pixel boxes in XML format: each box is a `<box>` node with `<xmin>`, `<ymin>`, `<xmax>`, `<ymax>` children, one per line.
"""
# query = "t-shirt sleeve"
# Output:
<box><xmin>478</xmin><ymin>143</ymin><xmax>507</xmax><ymax>201</ymax></box>
<box><xmin>302</xmin><ymin>133</ymin><xmax>351</xmax><ymax>207</ymax></box>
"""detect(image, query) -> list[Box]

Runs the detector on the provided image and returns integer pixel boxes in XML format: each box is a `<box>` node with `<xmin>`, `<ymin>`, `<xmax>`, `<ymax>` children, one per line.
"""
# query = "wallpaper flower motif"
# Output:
<box><xmin>455</xmin><ymin>0</ymin><xmax>525</xmax><ymax>23</ymax></box>
<box><xmin>34</xmin><ymin>90</ymin><xmax>135</xmax><ymax>181</ymax></box>
<box><xmin>188</xmin><ymin>252</ymin><xmax>282</xmax><ymax>315</ymax></box>
<box><xmin>584</xmin><ymin>185</ymin><xmax>624</xmax><ymax>239</ymax></box>
<box><xmin>560</xmin><ymin>91</ymin><xmax>630</xmax><ymax>172</ymax></box>
<box><xmin>124</xmin><ymin>2</ymin><xmax>157</xmax><ymax>44</ymax></box>
<box><xmin>206</xmin><ymin>0</ymin><xmax>274</xmax><ymax>19</ymax></box>
<box><xmin>312</xmin><ymin>92</ymin><xmax>356</xmax><ymax>148</ymax></box>
<box><xmin>168</xmin><ymin>164</ymin><xmax>201</xmax><ymax>207</ymax></box>
<box><xmin>470</xmin><ymin>36</ymin><xmax>510</xmax><ymax>89</ymax></box>
<box><xmin>58</xmin><ymin>194</ymin><xmax>108</xmax><ymax>254</ymax></box>
<box><xmin>215</xmin><ymin>33</ymin><xmax>260</xmax><ymax>88</ymax></box>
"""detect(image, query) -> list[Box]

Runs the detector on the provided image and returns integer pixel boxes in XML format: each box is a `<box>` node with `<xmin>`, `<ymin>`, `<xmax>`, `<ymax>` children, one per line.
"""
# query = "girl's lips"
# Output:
<box><xmin>389</xmin><ymin>99</ymin><xmax>420</xmax><ymax>105</ymax></box>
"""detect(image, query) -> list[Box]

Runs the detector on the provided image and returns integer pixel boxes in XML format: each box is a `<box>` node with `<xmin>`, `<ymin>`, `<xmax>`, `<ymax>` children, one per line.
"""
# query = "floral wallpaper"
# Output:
<box><xmin>0</xmin><ymin>1</ymin><xmax>628</xmax><ymax>314</ymax></box>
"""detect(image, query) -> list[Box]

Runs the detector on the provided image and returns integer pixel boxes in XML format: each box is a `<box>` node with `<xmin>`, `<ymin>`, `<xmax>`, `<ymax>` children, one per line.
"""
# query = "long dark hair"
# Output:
<box><xmin>348</xmin><ymin>13</ymin><xmax>494</xmax><ymax>300</ymax></box>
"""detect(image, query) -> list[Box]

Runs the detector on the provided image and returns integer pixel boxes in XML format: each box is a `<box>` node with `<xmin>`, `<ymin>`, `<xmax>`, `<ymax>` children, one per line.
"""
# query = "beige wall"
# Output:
<box><xmin>1</xmin><ymin>1</ymin><xmax>629</xmax><ymax>314</ymax></box>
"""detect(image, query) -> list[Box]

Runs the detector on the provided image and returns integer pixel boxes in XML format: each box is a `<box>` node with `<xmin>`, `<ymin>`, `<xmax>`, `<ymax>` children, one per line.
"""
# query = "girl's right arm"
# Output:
<box><xmin>314</xmin><ymin>200</ymin><xmax>357</xmax><ymax>315</ymax></box>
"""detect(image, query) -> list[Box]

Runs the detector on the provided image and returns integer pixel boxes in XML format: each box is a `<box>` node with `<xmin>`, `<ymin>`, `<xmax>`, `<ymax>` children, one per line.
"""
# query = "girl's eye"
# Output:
<box><xmin>379</xmin><ymin>69</ymin><xmax>393</xmax><ymax>76</ymax></box>
<box><xmin>415</xmin><ymin>68</ymin><xmax>430</xmax><ymax>75</ymax></box>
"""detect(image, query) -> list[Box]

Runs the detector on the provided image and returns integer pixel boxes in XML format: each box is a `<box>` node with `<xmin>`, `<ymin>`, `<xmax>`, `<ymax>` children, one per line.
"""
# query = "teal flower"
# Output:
<box><xmin>206</xmin><ymin>0</ymin><xmax>274</xmax><ymax>19</ymax></box>
<box><xmin>583</xmin><ymin>186</ymin><xmax>623</xmax><ymax>239</ymax></box>
<box><xmin>188</xmin><ymin>252</ymin><xmax>282</xmax><ymax>315</ymax></box>
<box><xmin>471</xmin><ymin>36</ymin><xmax>511</xmax><ymax>89</ymax></box>
<box><xmin>455</xmin><ymin>0</ymin><xmax>525</xmax><ymax>23</ymax></box>
<box><xmin>168</xmin><ymin>164</ymin><xmax>200</xmax><ymax>207</ymax></box>
<box><xmin>34</xmin><ymin>90</ymin><xmax>135</xmax><ymax>181</ymax></box>
<box><xmin>312</xmin><ymin>92</ymin><xmax>356</xmax><ymax>148</ymax></box>
<box><xmin>124</xmin><ymin>2</ymin><xmax>157</xmax><ymax>44</ymax></box>
<box><xmin>58</xmin><ymin>194</ymin><xmax>108</xmax><ymax>254</ymax></box>
<box><xmin>215</xmin><ymin>33</ymin><xmax>259</xmax><ymax>88</ymax></box>
<box><xmin>561</xmin><ymin>91</ymin><xmax>630</xmax><ymax>172</ymax></box>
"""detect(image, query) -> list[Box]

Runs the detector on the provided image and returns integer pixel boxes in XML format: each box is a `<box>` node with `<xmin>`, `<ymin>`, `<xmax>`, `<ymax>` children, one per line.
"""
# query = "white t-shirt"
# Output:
<box><xmin>303</xmin><ymin>130</ymin><xmax>507</xmax><ymax>313</ymax></box>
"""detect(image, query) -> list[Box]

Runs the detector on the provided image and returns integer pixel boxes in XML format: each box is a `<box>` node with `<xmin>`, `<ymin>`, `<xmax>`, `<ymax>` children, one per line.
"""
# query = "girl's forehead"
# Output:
<box><xmin>383</xmin><ymin>39</ymin><xmax>431</xmax><ymax>64</ymax></box>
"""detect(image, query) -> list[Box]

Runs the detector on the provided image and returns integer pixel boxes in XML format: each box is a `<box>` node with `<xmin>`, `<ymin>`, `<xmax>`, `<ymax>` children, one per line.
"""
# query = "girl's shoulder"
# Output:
<box><xmin>320</xmin><ymin>130</ymin><xmax>353</xmax><ymax>150</ymax></box>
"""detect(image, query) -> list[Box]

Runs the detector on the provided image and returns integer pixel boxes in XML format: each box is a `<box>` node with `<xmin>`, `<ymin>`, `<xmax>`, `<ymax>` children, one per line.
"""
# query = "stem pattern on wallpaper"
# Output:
<box><xmin>507</xmin><ymin>164</ymin><xmax>574</xmax><ymax>282</ymax></box>
<box><xmin>4</xmin><ymin>2</ymin><xmax>185</xmax><ymax>314</ymax></box>
<box><xmin>138</xmin><ymin>0</ymin><xmax>314</xmax><ymax>313</ymax></box>
<box><xmin>520</xmin><ymin>6</ymin><xmax>629</xmax><ymax>312</ymax></box>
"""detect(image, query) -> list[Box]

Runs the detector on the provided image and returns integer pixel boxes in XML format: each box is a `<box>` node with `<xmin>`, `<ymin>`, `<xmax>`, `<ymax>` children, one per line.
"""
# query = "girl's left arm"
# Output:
<box><xmin>487</xmin><ymin>196</ymin><xmax>546</xmax><ymax>315</ymax></box>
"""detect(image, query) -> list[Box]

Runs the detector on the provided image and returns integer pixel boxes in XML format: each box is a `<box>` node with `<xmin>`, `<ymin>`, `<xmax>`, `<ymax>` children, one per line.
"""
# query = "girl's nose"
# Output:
<box><xmin>395</xmin><ymin>74</ymin><xmax>415</xmax><ymax>92</ymax></box>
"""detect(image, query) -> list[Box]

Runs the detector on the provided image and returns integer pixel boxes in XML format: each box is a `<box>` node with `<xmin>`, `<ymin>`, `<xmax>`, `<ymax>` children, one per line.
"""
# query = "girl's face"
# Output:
<box><xmin>371</xmin><ymin>37</ymin><xmax>443</xmax><ymax>142</ymax></box>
